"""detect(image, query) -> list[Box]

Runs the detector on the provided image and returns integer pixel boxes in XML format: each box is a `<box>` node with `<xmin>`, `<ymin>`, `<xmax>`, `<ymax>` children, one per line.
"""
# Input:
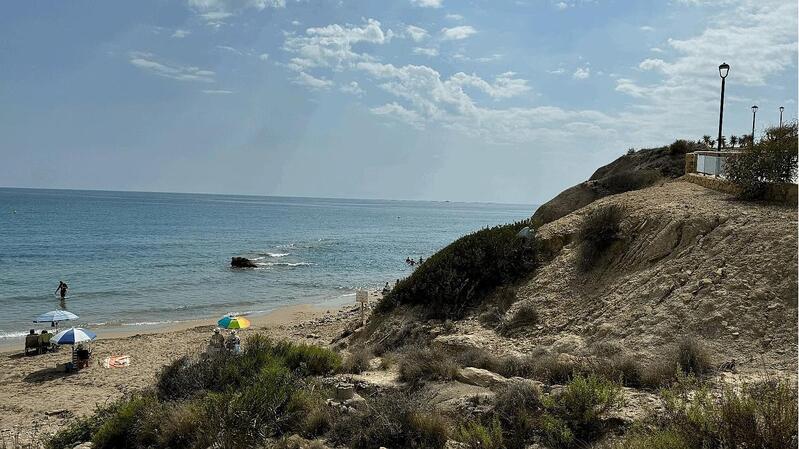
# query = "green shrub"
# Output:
<box><xmin>675</xmin><ymin>337</ymin><xmax>712</xmax><ymax>376</ymax></box>
<box><xmin>498</xmin><ymin>303</ymin><xmax>539</xmax><ymax>336</ymax></box>
<box><xmin>91</xmin><ymin>394</ymin><xmax>159</xmax><ymax>449</ymax></box>
<box><xmin>577</xmin><ymin>205</ymin><xmax>625</xmax><ymax>271</ymax></box>
<box><xmin>379</xmin><ymin>221</ymin><xmax>537</xmax><ymax>318</ymax></box>
<box><xmin>600</xmin><ymin>170</ymin><xmax>660</xmax><ymax>194</ymax></box>
<box><xmin>605</xmin><ymin>429</ymin><xmax>692</xmax><ymax>449</ymax></box>
<box><xmin>544</xmin><ymin>374</ymin><xmax>623</xmax><ymax>446</ymax></box>
<box><xmin>274</xmin><ymin>341</ymin><xmax>342</xmax><ymax>376</ymax></box>
<box><xmin>726</xmin><ymin>122</ymin><xmax>798</xmax><ymax>199</ymax></box>
<box><xmin>341</xmin><ymin>347</ymin><xmax>372</xmax><ymax>374</ymax></box>
<box><xmin>45</xmin><ymin>402</ymin><xmax>121</xmax><ymax>449</ymax></box>
<box><xmin>454</xmin><ymin>418</ymin><xmax>504</xmax><ymax>449</ymax></box>
<box><xmin>494</xmin><ymin>381</ymin><xmax>542</xmax><ymax>448</ymax></box>
<box><xmin>659</xmin><ymin>377</ymin><xmax>798</xmax><ymax>449</ymax></box>
<box><xmin>668</xmin><ymin>139</ymin><xmax>695</xmax><ymax>155</ymax></box>
<box><xmin>331</xmin><ymin>390</ymin><xmax>450</xmax><ymax>449</ymax></box>
<box><xmin>398</xmin><ymin>345</ymin><xmax>459</xmax><ymax>384</ymax></box>
<box><xmin>540</xmin><ymin>413</ymin><xmax>575</xmax><ymax>448</ymax></box>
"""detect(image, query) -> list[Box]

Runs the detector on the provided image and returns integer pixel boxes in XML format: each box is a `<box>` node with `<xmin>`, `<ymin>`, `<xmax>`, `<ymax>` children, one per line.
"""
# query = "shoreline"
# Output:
<box><xmin>0</xmin><ymin>292</ymin><xmax>360</xmax><ymax>355</ymax></box>
<box><xmin>0</xmin><ymin>292</ymin><xmax>378</xmax><ymax>444</ymax></box>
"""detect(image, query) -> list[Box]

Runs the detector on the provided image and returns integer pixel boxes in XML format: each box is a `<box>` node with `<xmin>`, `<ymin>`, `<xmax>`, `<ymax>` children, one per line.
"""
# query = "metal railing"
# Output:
<box><xmin>693</xmin><ymin>150</ymin><xmax>741</xmax><ymax>178</ymax></box>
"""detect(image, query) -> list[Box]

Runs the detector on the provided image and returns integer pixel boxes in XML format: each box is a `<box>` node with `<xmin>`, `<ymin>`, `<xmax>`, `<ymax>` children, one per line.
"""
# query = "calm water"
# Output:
<box><xmin>0</xmin><ymin>188</ymin><xmax>533</xmax><ymax>339</ymax></box>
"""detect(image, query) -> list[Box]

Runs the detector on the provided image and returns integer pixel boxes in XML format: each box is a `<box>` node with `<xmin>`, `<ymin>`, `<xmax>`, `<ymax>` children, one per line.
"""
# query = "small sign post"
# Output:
<box><xmin>356</xmin><ymin>290</ymin><xmax>368</xmax><ymax>326</ymax></box>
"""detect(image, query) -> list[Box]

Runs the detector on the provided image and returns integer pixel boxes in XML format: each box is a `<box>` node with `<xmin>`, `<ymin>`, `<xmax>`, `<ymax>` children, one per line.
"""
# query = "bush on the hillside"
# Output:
<box><xmin>498</xmin><ymin>303</ymin><xmax>539</xmax><ymax>336</ymax></box>
<box><xmin>379</xmin><ymin>221</ymin><xmax>537</xmax><ymax>318</ymax></box>
<box><xmin>494</xmin><ymin>381</ymin><xmax>543</xmax><ymax>448</ymax></box>
<box><xmin>653</xmin><ymin>377</ymin><xmax>799</xmax><ymax>449</ymax></box>
<box><xmin>668</xmin><ymin>139</ymin><xmax>695</xmax><ymax>156</ymax></box>
<box><xmin>48</xmin><ymin>336</ymin><xmax>342</xmax><ymax>449</ymax></box>
<box><xmin>546</xmin><ymin>374</ymin><xmax>623</xmax><ymax>441</ymax></box>
<box><xmin>156</xmin><ymin>336</ymin><xmax>340</xmax><ymax>401</ymax></box>
<box><xmin>340</xmin><ymin>346</ymin><xmax>372</xmax><ymax>374</ymax></box>
<box><xmin>640</xmin><ymin>337</ymin><xmax>713</xmax><ymax>389</ymax></box>
<box><xmin>577</xmin><ymin>205</ymin><xmax>626</xmax><ymax>271</ymax></box>
<box><xmin>331</xmin><ymin>390</ymin><xmax>450</xmax><ymax>449</ymax></box>
<box><xmin>725</xmin><ymin>122</ymin><xmax>798</xmax><ymax>199</ymax></box>
<box><xmin>478</xmin><ymin>287</ymin><xmax>518</xmax><ymax>327</ymax></box>
<box><xmin>454</xmin><ymin>418</ymin><xmax>504</xmax><ymax>449</ymax></box>
<box><xmin>398</xmin><ymin>345</ymin><xmax>459</xmax><ymax>384</ymax></box>
<box><xmin>600</xmin><ymin>170</ymin><xmax>661</xmax><ymax>195</ymax></box>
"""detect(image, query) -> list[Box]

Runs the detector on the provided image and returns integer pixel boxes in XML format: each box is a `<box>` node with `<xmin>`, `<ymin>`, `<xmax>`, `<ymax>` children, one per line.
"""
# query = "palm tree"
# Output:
<box><xmin>701</xmin><ymin>135</ymin><xmax>713</xmax><ymax>148</ymax></box>
<box><xmin>729</xmin><ymin>135</ymin><xmax>738</xmax><ymax>149</ymax></box>
<box><xmin>718</xmin><ymin>136</ymin><xmax>727</xmax><ymax>149</ymax></box>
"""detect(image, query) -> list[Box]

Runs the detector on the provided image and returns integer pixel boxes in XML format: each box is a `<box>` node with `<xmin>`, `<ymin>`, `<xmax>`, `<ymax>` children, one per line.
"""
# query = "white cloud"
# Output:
<box><xmin>405</xmin><ymin>25</ymin><xmax>428</xmax><ymax>42</ymax></box>
<box><xmin>294</xmin><ymin>71</ymin><xmax>334</xmax><ymax>89</ymax></box>
<box><xmin>413</xmin><ymin>47</ymin><xmax>439</xmax><ymax>57</ymax></box>
<box><xmin>410</xmin><ymin>0</ymin><xmax>442</xmax><ymax>7</ymax></box>
<box><xmin>445</xmin><ymin>13</ymin><xmax>464</xmax><ymax>20</ymax></box>
<box><xmin>450</xmin><ymin>71</ymin><xmax>531</xmax><ymax>98</ymax></box>
<box><xmin>639</xmin><ymin>25</ymin><xmax>655</xmax><ymax>31</ymax></box>
<box><xmin>572</xmin><ymin>66</ymin><xmax>590</xmax><ymax>79</ymax></box>
<box><xmin>340</xmin><ymin>81</ymin><xmax>365</xmax><ymax>95</ymax></box>
<box><xmin>202</xmin><ymin>89</ymin><xmax>234</xmax><ymax>94</ymax></box>
<box><xmin>650</xmin><ymin>47</ymin><xmax>664</xmax><ymax>53</ymax></box>
<box><xmin>555</xmin><ymin>2</ymin><xmax>569</xmax><ymax>10</ymax></box>
<box><xmin>441</xmin><ymin>25</ymin><xmax>476</xmax><ymax>40</ymax></box>
<box><xmin>356</xmin><ymin>61</ymin><xmax>617</xmax><ymax>144</ymax></box>
<box><xmin>187</xmin><ymin>0</ymin><xmax>285</xmax><ymax>25</ymax></box>
<box><xmin>638</xmin><ymin>58</ymin><xmax>667</xmax><ymax>71</ymax></box>
<box><xmin>172</xmin><ymin>29</ymin><xmax>191</xmax><ymax>38</ymax></box>
<box><xmin>259</xmin><ymin>53</ymin><xmax>270</xmax><ymax>61</ymax></box>
<box><xmin>129</xmin><ymin>52</ymin><xmax>215</xmax><ymax>82</ymax></box>
<box><xmin>371</xmin><ymin>102</ymin><xmax>424</xmax><ymax>128</ymax></box>
<box><xmin>283</xmin><ymin>19</ymin><xmax>391</xmax><ymax>72</ymax></box>
<box><xmin>216</xmin><ymin>45</ymin><xmax>245</xmax><ymax>55</ymax></box>
<box><xmin>291</xmin><ymin>20</ymin><xmax>301</xmax><ymax>26</ymax></box>
<box><xmin>548</xmin><ymin>68</ymin><xmax>565</xmax><ymax>75</ymax></box>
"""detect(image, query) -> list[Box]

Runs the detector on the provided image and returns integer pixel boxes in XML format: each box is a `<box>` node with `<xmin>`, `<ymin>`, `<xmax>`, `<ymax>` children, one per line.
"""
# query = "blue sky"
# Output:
<box><xmin>0</xmin><ymin>0</ymin><xmax>796</xmax><ymax>203</ymax></box>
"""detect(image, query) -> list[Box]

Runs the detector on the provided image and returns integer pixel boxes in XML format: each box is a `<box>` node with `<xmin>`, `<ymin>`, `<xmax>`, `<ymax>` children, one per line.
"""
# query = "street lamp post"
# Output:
<box><xmin>779</xmin><ymin>106</ymin><xmax>785</xmax><ymax>127</ymax></box>
<box><xmin>717</xmin><ymin>63</ymin><xmax>730</xmax><ymax>152</ymax></box>
<box><xmin>751</xmin><ymin>105</ymin><xmax>758</xmax><ymax>147</ymax></box>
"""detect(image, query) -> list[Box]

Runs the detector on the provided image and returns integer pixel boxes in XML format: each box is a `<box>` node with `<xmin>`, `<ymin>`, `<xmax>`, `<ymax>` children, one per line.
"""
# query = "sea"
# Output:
<box><xmin>0</xmin><ymin>188</ymin><xmax>533</xmax><ymax>342</ymax></box>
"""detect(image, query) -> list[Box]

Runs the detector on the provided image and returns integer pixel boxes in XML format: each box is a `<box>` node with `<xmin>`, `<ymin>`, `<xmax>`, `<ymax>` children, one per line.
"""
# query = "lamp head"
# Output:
<box><xmin>718</xmin><ymin>62</ymin><xmax>730</xmax><ymax>78</ymax></box>
<box><xmin>752</xmin><ymin>105</ymin><xmax>758</xmax><ymax>113</ymax></box>
<box><xmin>780</xmin><ymin>106</ymin><xmax>785</xmax><ymax>112</ymax></box>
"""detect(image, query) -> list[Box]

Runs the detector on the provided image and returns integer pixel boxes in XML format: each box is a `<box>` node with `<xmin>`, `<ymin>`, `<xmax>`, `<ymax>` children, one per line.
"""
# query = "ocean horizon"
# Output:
<box><xmin>0</xmin><ymin>187</ymin><xmax>534</xmax><ymax>340</ymax></box>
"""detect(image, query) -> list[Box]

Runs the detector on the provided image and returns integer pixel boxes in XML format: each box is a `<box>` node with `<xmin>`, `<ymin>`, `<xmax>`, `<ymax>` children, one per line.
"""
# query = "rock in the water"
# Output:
<box><xmin>231</xmin><ymin>257</ymin><xmax>257</xmax><ymax>268</ymax></box>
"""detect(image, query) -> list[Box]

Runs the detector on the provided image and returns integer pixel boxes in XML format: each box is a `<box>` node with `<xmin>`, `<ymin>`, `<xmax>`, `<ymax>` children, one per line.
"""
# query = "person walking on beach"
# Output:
<box><xmin>55</xmin><ymin>281</ymin><xmax>68</xmax><ymax>299</ymax></box>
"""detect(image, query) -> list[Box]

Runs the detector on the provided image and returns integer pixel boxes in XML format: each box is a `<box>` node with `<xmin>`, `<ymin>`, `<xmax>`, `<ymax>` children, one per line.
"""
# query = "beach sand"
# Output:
<box><xmin>0</xmin><ymin>293</ymin><xmax>379</xmax><ymax>446</ymax></box>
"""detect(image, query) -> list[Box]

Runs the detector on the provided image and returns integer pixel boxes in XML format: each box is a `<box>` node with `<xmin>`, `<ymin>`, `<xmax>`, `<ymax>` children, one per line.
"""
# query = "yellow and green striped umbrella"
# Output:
<box><xmin>217</xmin><ymin>315</ymin><xmax>251</xmax><ymax>329</ymax></box>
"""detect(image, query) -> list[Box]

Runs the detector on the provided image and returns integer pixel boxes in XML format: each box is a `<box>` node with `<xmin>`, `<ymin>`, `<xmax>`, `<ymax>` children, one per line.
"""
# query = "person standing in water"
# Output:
<box><xmin>55</xmin><ymin>281</ymin><xmax>68</xmax><ymax>299</ymax></box>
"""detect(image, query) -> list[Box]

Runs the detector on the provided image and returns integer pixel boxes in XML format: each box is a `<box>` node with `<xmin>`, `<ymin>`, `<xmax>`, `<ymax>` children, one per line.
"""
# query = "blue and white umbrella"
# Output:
<box><xmin>33</xmin><ymin>310</ymin><xmax>79</xmax><ymax>324</ymax></box>
<box><xmin>52</xmin><ymin>327</ymin><xmax>96</xmax><ymax>345</ymax></box>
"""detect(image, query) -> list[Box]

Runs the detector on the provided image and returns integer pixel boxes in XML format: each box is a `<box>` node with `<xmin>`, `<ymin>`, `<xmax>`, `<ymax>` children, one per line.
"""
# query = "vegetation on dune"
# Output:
<box><xmin>607</xmin><ymin>376</ymin><xmax>798</xmax><ymax>449</ymax></box>
<box><xmin>378</xmin><ymin>221</ymin><xmax>537</xmax><ymax>318</ymax></box>
<box><xmin>577</xmin><ymin>205</ymin><xmax>626</xmax><ymax>272</ymax></box>
<box><xmin>46</xmin><ymin>335</ymin><xmax>340</xmax><ymax>449</ymax></box>
<box><xmin>725</xmin><ymin>122</ymin><xmax>798</xmax><ymax>200</ymax></box>
<box><xmin>398</xmin><ymin>345</ymin><xmax>459</xmax><ymax>384</ymax></box>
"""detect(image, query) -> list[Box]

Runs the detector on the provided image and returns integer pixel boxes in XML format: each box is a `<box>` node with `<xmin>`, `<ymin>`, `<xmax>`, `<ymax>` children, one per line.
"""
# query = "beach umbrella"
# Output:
<box><xmin>217</xmin><ymin>315</ymin><xmax>251</xmax><ymax>329</ymax></box>
<box><xmin>33</xmin><ymin>310</ymin><xmax>79</xmax><ymax>325</ymax></box>
<box><xmin>52</xmin><ymin>327</ymin><xmax>96</xmax><ymax>345</ymax></box>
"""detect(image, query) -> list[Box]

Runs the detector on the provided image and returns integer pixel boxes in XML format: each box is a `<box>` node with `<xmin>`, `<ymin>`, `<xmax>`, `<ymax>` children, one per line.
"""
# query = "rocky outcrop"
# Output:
<box><xmin>532</xmin><ymin>144</ymin><xmax>690</xmax><ymax>227</ymax></box>
<box><xmin>231</xmin><ymin>257</ymin><xmax>257</xmax><ymax>268</ymax></box>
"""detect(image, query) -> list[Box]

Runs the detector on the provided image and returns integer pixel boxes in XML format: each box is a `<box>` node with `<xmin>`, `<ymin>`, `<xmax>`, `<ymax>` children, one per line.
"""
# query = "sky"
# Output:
<box><xmin>0</xmin><ymin>0</ymin><xmax>796</xmax><ymax>204</ymax></box>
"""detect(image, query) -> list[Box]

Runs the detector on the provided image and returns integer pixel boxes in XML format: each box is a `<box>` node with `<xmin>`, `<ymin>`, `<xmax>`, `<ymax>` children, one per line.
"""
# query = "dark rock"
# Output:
<box><xmin>231</xmin><ymin>257</ymin><xmax>257</xmax><ymax>268</ymax></box>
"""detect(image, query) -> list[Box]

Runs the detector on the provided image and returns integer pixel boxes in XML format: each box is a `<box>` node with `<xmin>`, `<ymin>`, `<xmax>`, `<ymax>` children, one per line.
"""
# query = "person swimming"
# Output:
<box><xmin>55</xmin><ymin>281</ymin><xmax>68</xmax><ymax>299</ymax></box>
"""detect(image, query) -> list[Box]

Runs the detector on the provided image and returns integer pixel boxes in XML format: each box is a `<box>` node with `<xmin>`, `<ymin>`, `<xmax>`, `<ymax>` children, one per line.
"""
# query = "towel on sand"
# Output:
<box><xmin>103</xmin><ymin>355</ymin><xmax>130</xmax><ymax>368</ymax></box>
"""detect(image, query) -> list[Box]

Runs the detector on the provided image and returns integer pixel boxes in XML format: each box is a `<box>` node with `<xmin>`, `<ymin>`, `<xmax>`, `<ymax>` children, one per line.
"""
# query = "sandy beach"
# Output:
<box><xmin>0</xmin><ymin>293</ymin><xmax>378</xmax><ymax>447</ymax></box>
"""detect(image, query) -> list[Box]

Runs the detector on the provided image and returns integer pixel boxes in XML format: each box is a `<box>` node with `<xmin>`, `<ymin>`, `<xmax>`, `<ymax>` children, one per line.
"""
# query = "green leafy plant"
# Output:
<box><xmin>725</xmin><ymin>122</ymin><xmax>798</xmax><ymax>199</ymax></box>
<box><xmin>379</xmin><ymin>221</ymin><xmax>537</xmax><ymax>318</ymax></box>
